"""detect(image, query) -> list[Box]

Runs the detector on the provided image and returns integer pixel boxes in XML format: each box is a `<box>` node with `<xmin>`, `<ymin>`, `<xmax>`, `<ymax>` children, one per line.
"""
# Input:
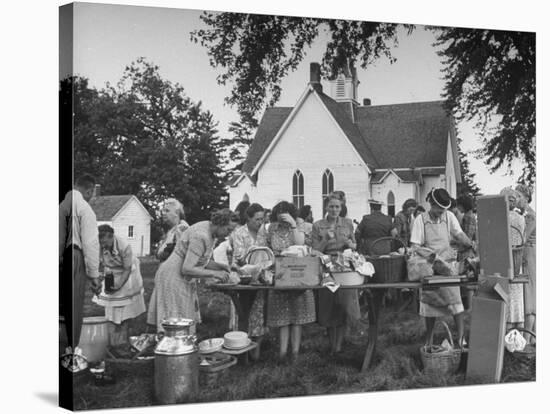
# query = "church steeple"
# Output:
<box><xmin>328</xmin><ymin>52</ymin><xmax>360</xmax><ymax>106</ymax></box>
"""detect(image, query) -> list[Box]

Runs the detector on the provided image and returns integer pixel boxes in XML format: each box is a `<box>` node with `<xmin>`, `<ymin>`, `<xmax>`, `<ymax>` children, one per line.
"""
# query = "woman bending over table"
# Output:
<box><xmin>410</xmin><ymin>188</ymin><xmax>475</xmax><ymax>348</ymax></box>
<box><xmin>147</xmin><ymin>209</ymin><xmax>240</xmax><ymax>333</ymax></box>
<box><xmin>257</xmin><ymin>201</ymin><xmax>316</xmax><ymax>362</ymax></box>
<box><xmin>312</xmin><ymin>193</ymin><xmax>360</xmax><ymax>353</ymax></box>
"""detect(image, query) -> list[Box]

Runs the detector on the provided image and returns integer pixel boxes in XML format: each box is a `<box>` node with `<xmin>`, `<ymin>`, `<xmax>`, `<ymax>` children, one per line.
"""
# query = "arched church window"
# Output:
<box><xmin>292</xmin><ymin>170</ymin><xmax>304</xmax><ymax>209</ymax></box>
<box><xmin>322</xmin><ymin>169</ymin><xmax>334</xmax><ymax>212</ymax></box>
<box><xmin>387</xmin><ymin>191</ymin><xmax>395</xmax><ymax>217</ymax></box>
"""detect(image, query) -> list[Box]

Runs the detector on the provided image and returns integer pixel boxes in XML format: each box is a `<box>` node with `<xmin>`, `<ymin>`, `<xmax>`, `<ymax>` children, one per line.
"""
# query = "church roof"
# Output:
<box><xmin>240</xmin><ymin>89</ymin><xmax>453</xmax><ymax>176</ymax></box>
<box><xmin>355</xmin><ymin>100</ymin><xmax>452</xmax><ymax>169</ymax></box>
<box><xmin>241</xmin><ymin>107</ymin><xmax>293</xmax><ymax>174</ymax></box>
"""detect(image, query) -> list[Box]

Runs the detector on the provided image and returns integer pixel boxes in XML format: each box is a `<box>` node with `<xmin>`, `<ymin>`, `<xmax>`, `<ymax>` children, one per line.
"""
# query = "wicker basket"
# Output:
<box><xmin>506</xmin><ymin>328</ymin><xmax>536</xmax><ymax>361</ymax></box>
<box><xmin>420</xmin><ymin>321</ymin><xmax>462</xmax><ymax>375</ymax></box>
<box><xmin>368</xmin><ymin>237</ymin><xmax>407</xmax><ymax>283</ymax></box>
<box><xmin>104</xmin><ymin>347</ymin><xmax>154</xmax><ymax>376</ymax></box>
<box><xmin>105</xmin><ymin>356</ymin><xmax>154</xmax><ymax>377</ymax></box>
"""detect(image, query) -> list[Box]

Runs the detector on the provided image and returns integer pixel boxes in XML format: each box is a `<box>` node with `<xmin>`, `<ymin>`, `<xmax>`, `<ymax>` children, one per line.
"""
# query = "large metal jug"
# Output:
<box><xmin>154</xmin><ymin>317</ymin><xmax>199</xmax><ymax>404</ymax></box>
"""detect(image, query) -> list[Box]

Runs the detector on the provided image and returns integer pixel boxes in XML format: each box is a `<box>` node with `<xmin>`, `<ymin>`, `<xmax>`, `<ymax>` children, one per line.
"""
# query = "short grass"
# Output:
<box><xmin>73</xmin><ymin>259</ymin><xmax>535</xmax><ymax>410</ymax></box>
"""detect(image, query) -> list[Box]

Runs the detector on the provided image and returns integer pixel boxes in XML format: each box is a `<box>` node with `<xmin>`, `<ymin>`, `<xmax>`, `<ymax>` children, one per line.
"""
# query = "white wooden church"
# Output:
<box><xmin>228</xmin><ymin>62</ymin><xmax>461</xmax><ymax>221</ymax></box>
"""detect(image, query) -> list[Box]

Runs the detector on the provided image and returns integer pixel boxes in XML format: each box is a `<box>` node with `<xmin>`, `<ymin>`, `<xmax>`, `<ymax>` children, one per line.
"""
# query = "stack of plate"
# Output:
<box><xmin>223</xmin><ymin>331</ymin><xmax>251</xmax><ymax>349</ymax></box>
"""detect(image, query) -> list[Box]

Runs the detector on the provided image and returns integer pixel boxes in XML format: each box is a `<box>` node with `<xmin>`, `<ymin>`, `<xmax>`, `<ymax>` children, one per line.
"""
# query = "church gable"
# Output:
<box><xmin>260</xmin><ymin>89</ymin><xmax>368</xmax><ymax>173</ymax></box>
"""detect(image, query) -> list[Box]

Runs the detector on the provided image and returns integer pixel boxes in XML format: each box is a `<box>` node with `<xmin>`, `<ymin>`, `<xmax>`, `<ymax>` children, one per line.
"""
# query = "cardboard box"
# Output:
<box><xmin>466</xmin><ymin>296</ymin><xmax>507</xmax><ymax>382</ymax></box>
<box><xmin>274</xmin><ymin>257</ymin><xmax>321</xmax><ymax>287</ymax></box>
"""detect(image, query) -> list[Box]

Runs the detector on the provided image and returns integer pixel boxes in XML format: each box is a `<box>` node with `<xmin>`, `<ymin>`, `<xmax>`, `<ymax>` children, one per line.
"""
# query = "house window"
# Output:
<box><xmin>387</xmin><ymin>191</ymin><xmax>395</xmax><ymax>218</ymax></box>
<box><xmin>322</xmin><ymin>169</ymin><xmax>334</xmax><ymax>212</ymax></box>
<box><xmin>292</xmin><ymin>170</ymin><xmax>304</xmax><ymax>209</ymax></box>
<box><xmin>128</xmin><ymin>225</ymin><xmax>134</xmax><ymax>239</ymax></box>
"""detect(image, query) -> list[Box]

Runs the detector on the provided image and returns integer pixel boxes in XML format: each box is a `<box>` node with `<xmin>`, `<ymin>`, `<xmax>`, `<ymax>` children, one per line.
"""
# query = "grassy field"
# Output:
<box><xmin>73</xmin><ymin>259</ymin><xmax>535</xmax><ymax>410</ymax></box>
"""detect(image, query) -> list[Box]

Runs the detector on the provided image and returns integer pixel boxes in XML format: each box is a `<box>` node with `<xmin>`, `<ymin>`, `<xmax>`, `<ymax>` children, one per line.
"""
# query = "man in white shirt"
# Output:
<box><xmin>59</xmin><ymin>174</ymin><xmax>101</xmax><ymax>362</ymax></box>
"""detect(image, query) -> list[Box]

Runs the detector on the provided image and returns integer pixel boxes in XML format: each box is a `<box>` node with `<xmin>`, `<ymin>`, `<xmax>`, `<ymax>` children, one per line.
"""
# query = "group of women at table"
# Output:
<box><xmin>94</xmin><ymin>184</ymin><xmax>536</xmax><ymax>357</ymax></box>
<box><xmin>142</xmin><ymin>188</ymin><xmax>475</xmax><ymax>360</ymax></box>
<box><xmin>142</xmin><ymin>192</ymin><xmax>362</xmax><ymax>360</ymax></box>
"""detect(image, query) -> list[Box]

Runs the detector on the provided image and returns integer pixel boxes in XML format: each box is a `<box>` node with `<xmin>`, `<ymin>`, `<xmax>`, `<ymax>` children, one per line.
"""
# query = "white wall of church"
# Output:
<box><xmin>228</xmin><ymin>178</ymin><xmax>257</xmax><ymax>210</ymax></box>
<box><xmin>371</xmin><ymin>173</ymin><xmax>416</xmax><ymax>217</ymax></box>
<box><xmin>248</xmin><ymin>91</ymin><xmax>370</xmax><ymax>221</ymax></box>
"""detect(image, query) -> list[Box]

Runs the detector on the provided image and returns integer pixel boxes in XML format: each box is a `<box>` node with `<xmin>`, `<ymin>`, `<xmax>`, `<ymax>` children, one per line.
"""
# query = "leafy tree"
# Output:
<box><xmin>192</xmin><ymin>14</ymin><xmax>535</xmax><ymax>186</ymax></box>
<box><xmin>224</xmin><ymin>120</ymin><xmax>255</xmax><ymax>172</ymax></box>
<box><xmin>190</xmin><ymin>14</ymin><xmax>407</xmax><ymax>130</ymax></box>
<box><xmin>433</xmin><ymin>28</ymin><xmax>535</xmax><ymax>185</ymax></box>
<box><xmin>61</xmin><ymin>76</ymin><xmax>113</xmax><ymax>188</ymax></box>
<box><xmin>69</xmin><ymin>58</ymin><xmax>227</xmax><ymax>226</ymax></box>
<box><xmin>456</xmin><ymin>136</ymin><xmax>482</xmax><ymax>197</ymax></box>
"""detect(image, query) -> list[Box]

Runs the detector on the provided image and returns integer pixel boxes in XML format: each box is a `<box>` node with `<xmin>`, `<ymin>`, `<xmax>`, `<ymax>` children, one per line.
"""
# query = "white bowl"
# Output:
<box><xmin>332</xmin><ymin>271</ymin><xmax>365</xmax><ymax>286</ymax></box>
<box><xmin>198</xmin><ymin>338</ymin><xmax>224</xmax><ymax>354</ymax></box>
<box><xmin>223</xmin><ymin>331</ymin><xmax>249</xmax><ymax>348</ymax></box>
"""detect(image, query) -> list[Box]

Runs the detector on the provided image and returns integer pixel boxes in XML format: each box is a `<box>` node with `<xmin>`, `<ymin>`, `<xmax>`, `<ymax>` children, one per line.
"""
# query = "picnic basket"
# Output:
<box><xmin>420</xmin><ymin>321</ymin><xmax>463</xmax><ymax>375</ymax></box>
<box><xmin>368</xmin><ymin>237</ymin><xmax>407</xmax><ymax>283</ymax></box>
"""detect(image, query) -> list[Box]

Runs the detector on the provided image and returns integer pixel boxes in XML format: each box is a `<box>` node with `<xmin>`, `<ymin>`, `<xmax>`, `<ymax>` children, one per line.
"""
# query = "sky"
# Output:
<box><xmin>70</xmin><ymin>2</ymin><xmax>531</xmax><ymax>198</ymax></box>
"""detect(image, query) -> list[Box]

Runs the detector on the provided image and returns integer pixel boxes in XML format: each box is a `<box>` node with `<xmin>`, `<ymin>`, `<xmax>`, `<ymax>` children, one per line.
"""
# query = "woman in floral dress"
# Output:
<box><xmin>516</xmin><ymin>184</ymin><xmax>536</xmax><ymax>343</ymax></box>
<box><xmin>156</xmin><ymin>198</ymin><xmax>189</xmax><ymax>262</ymax></box>
<box><xmin>229</xmin><ymin>203</ymin><xmax>266</xmax><ymax>359</ymax></box>
<box><xmin>147</xmin><ymin>209</ymin><xmax>239</xmax><ymax>333</ymax></box>
<box><xmin>500</xmin><ymin>187</ymin><xmax>525</xmax><ymax>328</ymax></box>
<box><xmin>257</xmin><ymin>201</ymin><xmax>316</xmax><ymax>361</ymax></box>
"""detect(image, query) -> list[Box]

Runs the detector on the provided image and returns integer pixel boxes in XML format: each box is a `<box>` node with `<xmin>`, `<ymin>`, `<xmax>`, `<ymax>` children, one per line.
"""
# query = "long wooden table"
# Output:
<box><xmin>211</xmin><ymin>277</ymin><xmax>528</xmax><ymax>372</ymax></box>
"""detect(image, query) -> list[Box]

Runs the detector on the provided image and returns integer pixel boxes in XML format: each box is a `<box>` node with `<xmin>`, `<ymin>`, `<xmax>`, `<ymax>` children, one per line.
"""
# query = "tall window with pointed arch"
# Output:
<box><xmin>292</xmin><ymin>170</ymin><xmax>304</xmax><ymax>209</ymax></box>
<box><xmin>387</xmin><ymin>191</ymin><xmax>395</xmax><ymax>217</ymax></box>
<box><xmin>322</xmin><ymin>169</ymin><xmax>334</xmax><ymax>211</ymax></box>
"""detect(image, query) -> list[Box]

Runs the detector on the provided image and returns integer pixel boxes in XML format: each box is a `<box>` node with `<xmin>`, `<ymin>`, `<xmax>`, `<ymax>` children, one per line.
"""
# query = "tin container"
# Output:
<box><xmin>154</xmin><ymin>318</ymin><xmax>199</xmax><ymax>404</ymax></box>
<box><xmin>59</xmin><ymin>316</ymin><xmax>109</xmax><ymax>362</ymax></box>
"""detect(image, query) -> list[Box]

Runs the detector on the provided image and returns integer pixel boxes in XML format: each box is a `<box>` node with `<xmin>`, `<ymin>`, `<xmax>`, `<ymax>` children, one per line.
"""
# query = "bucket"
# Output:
<box><xmin>59</xmin><ymin>316</ymin><xmax>109</xmax><ymax>362</ymax></box>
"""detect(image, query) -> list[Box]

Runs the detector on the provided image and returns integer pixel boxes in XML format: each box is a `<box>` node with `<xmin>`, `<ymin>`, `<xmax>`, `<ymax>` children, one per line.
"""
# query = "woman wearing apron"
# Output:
<box><xmin>410</xmin><ymin>188</ymin><xmax>475</xmax><ymax>347</ymax></box>
<box><xmin>93</xmin><ymin>225</ymin><xmax>147</xmax><ymax>345</ymax></box>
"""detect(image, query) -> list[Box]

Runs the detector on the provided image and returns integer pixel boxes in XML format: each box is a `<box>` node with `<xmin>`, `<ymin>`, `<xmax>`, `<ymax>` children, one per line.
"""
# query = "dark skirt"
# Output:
<box><xmin>318</xmin><ymin>289</ymin><xmax>360</xmax><ymax>327</ymax></box>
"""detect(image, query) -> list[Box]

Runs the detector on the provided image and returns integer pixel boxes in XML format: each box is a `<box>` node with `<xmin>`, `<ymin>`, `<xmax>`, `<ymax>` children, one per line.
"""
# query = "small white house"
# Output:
<box><xmin>89</xmin><ymin>191</ymin><xmax>152</xmax><ymax>257</ymax></box>
<box><xmin>228</xmin><ymin>61</ymin><xmax>461</xmax><ymax>221</ymax></box>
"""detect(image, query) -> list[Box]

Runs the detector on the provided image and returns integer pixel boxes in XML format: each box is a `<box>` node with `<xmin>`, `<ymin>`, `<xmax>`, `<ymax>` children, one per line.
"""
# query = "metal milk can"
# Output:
<box><xmin>154</xmin><ymin>317</ymin><xmax>199</xmax><ymax>404</ymax></box>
